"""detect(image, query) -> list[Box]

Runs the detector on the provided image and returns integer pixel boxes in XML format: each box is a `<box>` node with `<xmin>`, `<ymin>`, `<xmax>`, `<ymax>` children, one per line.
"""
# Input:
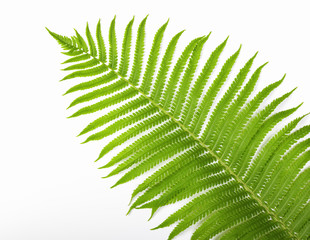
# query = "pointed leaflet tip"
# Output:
<box><xmin>77</xmin><ymin>129</ymin><xmax>85</xmax><ymax>137</ymax></box>
<box><xmin>219</xmin><ymin>36</ymin><xmax>228</xmax><ymax>47</ymax></box>
<box><xmin>128</xmin><ymin>195</ymin><xmax>134</xmax><ymax>206</ymax></box>
<box><xmin>276</xmin><ymin>74</ymin><xmax>286</xmax><ymax>85</ymax></box>
<box><xmin>196</xmin><ymin>34</ymin><xmax>210</xmax><ymax>47</ymax></box>
<box><xmin>63</xmin><ymin>88</ymin><xmax>74</xmax><ymax>95</ymax></box>
<box><xmin>128</xmin><ymin>16</ymin><xmax>135</xmax><ymax>25</ymax></box>
<box><xmin>101</xmin><ymin>172</ymin><xmax>113</xmax><ymax>179</ymax></box>
<box><xmin>296</xmin><ymin>102</ymin><xmax>303</xmax><ymax>109</ymax></box>
<box><xmin>160</xmin><ymin>18</ymin><xmax>169</xmax><ymax>30</ymax></box>
<box><xmin>97</xmin><ymin>18</ymin><xmax>101</xmax><ymax>26</ymax></box>
<box><xmin>110</xmin><ymin>182</ymin><xmax>118</xmax><ymax>189</ymax></box>
<box><xmin>230</xmin><ymin>44</ymin><xmax>241</xmax><ymax>58</ymax></box>
<box><xmin>80</xmin><ymin>139</ymin><xmax>88</xmax><ymax>144</ymax></box>
<box><xmin>143</xmin><ymin>15</ymin><xmax>149</xmax><ymax>22</ymax></box>
<box><xmin>82</xmin><ymin>136</ymin><xmax>95</xmax><ymax>144</ymax></box>
<box><xmin>148</xmin><ymin>208</ymin><xmax>157</xmax><ymax>221</ymax></box>
<box><xmin>101</xmin><ymin>173</ymin><xmax>111</xmax><ymax>179</ymax></box>
<box><xmin>151</xmin><ymin>225</ymin><xmax>161</xmax><ymax>231</ymax></box>
<box><xmin>126</xmin><ymin>207</ymin><xmax>133</xmax><ymax>216</ymax></box>
<box><xmin>97</xmin><ymin>165</ymin><xmax>105</xmax><ymax>169</ymax></box>
<box><xmin>284</xmin><ymin>87</ymin><xmax>297</xmax><ymax>98</ymax></box>
<box><xmin>237</xmin><ymin>44</ymin><xmax>242</xmax><ymax>52</ymax></box>
<box><xmin>202</xmin><ymin>32</ymin><xmax>212</xmax><ymax>42</ymax></box>
<box><xmin>302</xmin><ymin>112</ymin><xmax>310</xmax><ymax>118</ymax></box>
<box><xmin>151</xmin><ymin>219</ymin><xmax>172</xmax><ymax>230</ymax></box>
<box><xmin>45</xmin><ymin>27</ymin><xmax>57</xmax><ymax>38</ymax></box>
<box><xmin>94</xmin><ymin>156</ymin><xmax>102</xmax><ymax>162</ymax></box>
<box><xmin>291</xmin><ymin>87</ymin><xmax>298</xmax><ymax>93</ymax></box>
<box><xmin>111</xmin><ymin>16</ymin><xmax>116</xmax><ymax>26</ymax></box>
<box><xmin>97</xmin><ymin>162</ymin><xmax>111</xmax><ymax>169</ymax></box>
<box><xmin>287</xmin><ymin>103</ymin><xmax>304</xmax><ymax>115</ymax></box>
<box><xmin>253</xmin><ymin>51</ymin><xmax>259</xmax><ymax>58</ymax></box>
<box><xmin>259</xmin><ymin>61</ymin><xmax>269</xmax><ymax>69</ymax></box>
<box><xmin>46</xmin><ymin>27</ymin><xmax>59</xmax><ymax>40</ymax></box>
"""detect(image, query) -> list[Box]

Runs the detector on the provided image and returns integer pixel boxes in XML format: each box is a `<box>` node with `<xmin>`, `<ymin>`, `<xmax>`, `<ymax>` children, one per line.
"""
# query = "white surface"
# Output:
<box><xmin>0</xmin><ymin>0</ymin><xmax>310</xmax><ymax>239</ymax></box>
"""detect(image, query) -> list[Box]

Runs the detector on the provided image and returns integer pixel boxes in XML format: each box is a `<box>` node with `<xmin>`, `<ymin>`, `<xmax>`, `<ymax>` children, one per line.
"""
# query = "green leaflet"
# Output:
<box><xmin>119</xmin><ymin>17</ymin><xmax>134</xmax><ymax>77</ymax></box>
<box><xmin>48</xmin><ymin>16</ymin><xmax>309</xmax><ymax>240</ymax></box>
<box><xmin>86</xmin><ymin>22</ymin><xmax>97</xmax><ymax>57</ymax></box>
<box><xmin>140</xmin><ymin>20</ymin><xmax>169</xmax><ymax>94</ymax></box>
<box><xmin>151</xmin><ymin>30</ymin><xmax>184</xmax><ymax>102</ymax></box>
<box><xmin>172</xmin><ymin>35</ymin><xmax>210</xmax><ymax>119</ymax></box>
<box><xmin>64</xmin><ymin>71</ymin><xmax>118</xmax><ymax>94</ymax></box>
<box><xmin>129</xmin><ymin>16</ymin><xmax>147</xmax><ymax>86</ymax></box>
<box><xmin>108</xmin><ymin>16</ymin><xmax>118</xmax><ymax>69</ymax></box>
<box><xmin>96</xmin><ymin>19</ymin><xmax>107</xmax><ymax>63</ymax></box>
<box><xmin>183</xmin><ymin>37</ymin><xmax>227</xmax><ymax>126</ymax></box>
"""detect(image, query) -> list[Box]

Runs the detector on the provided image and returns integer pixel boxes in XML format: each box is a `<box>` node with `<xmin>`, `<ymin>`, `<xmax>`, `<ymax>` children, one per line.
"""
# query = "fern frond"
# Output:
<box><xmin>48</xmin><ymin>16</ymin><xmax>309</xmax><ymax>240</ymax></box>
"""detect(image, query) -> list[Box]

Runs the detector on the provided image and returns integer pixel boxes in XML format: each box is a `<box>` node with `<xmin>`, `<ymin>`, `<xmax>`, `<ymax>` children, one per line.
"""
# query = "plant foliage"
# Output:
<box><xmin>48</xmin><ymin>16</ymin><xmax>310</xmax><ymax>239</ymax></box>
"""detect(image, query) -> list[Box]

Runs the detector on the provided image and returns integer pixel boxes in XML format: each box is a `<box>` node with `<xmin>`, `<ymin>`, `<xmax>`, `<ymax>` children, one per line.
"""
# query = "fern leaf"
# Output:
<box><xmin>48</xmin><ymin>16</ymin><xmax>309</xmax><ymax>240</ymax></box>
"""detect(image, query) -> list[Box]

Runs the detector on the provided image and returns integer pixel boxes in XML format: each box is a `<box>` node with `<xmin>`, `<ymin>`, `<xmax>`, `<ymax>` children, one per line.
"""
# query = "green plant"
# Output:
<box><xmin>47</xmin><ymin>16</ymin><xmax>309</xmax><ymax>239</ymax></box>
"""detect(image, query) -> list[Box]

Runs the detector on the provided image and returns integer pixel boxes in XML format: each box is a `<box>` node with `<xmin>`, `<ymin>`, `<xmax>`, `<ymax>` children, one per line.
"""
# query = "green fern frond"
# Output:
<box><xmin>48</xmin><ymin>16</ymin><xmax>310</xmax><ymax>240</ymax></box>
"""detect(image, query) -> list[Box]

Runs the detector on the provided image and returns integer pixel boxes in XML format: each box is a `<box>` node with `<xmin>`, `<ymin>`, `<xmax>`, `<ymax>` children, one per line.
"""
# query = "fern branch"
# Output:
<box><xmin>47</xmin><ymin>19</ymin><xmax>309</xmax><ymax>239</ymax></box>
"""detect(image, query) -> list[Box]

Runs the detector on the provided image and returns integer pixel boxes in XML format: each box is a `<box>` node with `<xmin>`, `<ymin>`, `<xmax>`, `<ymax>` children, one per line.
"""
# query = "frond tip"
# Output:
<box><xmin>48</xmin><ymin>16</ymin><xmax>310</xmax><ymax>240</ymax></box>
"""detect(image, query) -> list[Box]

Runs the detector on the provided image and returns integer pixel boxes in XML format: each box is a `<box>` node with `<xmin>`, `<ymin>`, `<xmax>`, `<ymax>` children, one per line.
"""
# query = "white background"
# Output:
<box><xmin>1</xmin><ymin>0</ymin><xmax>309</xmax><ymax>239</ymax></box>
